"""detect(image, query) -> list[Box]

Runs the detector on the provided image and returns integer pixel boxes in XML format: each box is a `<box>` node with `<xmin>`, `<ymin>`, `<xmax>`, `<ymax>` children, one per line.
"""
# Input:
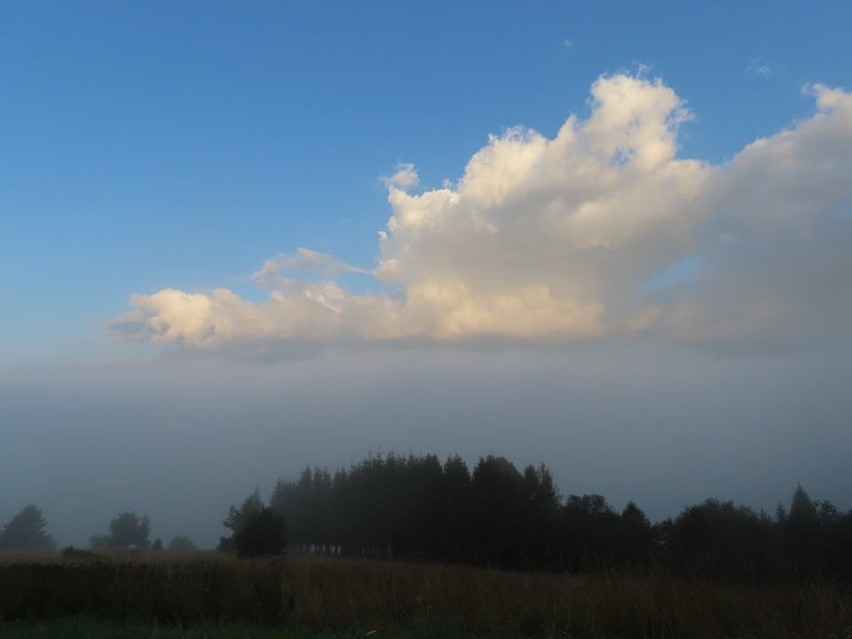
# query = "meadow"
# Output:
<box><xmin>1</xmin><ymin>551</ymin><xmax>851</xmax><ymax>638</ymax></box>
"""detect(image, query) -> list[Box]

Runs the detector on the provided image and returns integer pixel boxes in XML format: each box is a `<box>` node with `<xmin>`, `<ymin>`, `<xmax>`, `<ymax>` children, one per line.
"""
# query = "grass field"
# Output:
<box><xmin>1</xmin><ymin>551</ymin><xmax>851</xmax><ymax>638</ymax></box>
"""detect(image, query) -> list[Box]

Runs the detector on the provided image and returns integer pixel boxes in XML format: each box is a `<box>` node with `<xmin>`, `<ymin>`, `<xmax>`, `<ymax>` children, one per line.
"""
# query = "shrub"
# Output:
<box><xmin>233</xmin><ymin>507</ymin><xmax>287</xmax><ymax>558</ymax></box>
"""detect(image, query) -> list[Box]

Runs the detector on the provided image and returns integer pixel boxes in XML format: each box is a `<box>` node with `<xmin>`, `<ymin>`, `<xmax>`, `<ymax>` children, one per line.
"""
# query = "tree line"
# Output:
<box><xmin>3</xmin><ymin>451</ymin><xmax>851</xmax><ymax>580</ymax></box>
<box><xmin>0</xmin><ymin>507</ymin><xmax>196</xmax><ymax>553</ymax></box>
<box><xmin>265</xmin><ymin>452</ymin><xmax>852</xmax><ymax>579</ymax></box>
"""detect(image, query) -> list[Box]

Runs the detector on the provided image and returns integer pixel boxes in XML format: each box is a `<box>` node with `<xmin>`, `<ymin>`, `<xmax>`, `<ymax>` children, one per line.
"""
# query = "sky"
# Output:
<box><xmin>2</xmin><ymin>1</ymin><xmax>852</xmax><ymax>547</ymax></box>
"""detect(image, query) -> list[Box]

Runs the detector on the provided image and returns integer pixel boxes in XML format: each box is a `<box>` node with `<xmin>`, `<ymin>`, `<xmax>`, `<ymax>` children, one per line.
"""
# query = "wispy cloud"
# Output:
<box><xmin>747</xmin><ymin>59</ymin><xmax>772</xmax><ymax>78</ymax></box>
<box><xmin>253</xmin><ymin>248</ymin><xmax>369</xmax><ymax>283</ymax></box>
<box><xmin>112</xmin><ymin>74</ymin><xmax>852</xmax><ymax>354</ymax></box>
<box><xmin>381</xmin><ymin>163</ymin><xmax>419</xmax><ymax>189</ymax></box>
<box><xmin>563</xmin><ymin>38</ymin><xmax>574</xmax><ymax>49</ymax></box>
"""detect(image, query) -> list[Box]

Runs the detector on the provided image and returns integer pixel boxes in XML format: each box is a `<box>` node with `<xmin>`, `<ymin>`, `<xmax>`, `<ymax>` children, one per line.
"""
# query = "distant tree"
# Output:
<box><xmin>93</xmin><ymin>511</ymin><xmax>151</xmax><ymax>549</ymax></box>
<box><xmin>785</xmin><ymin>485</ymin><xmax>821</xmax><ymax>561</ymax></box>
<box><xmin>815</xmin><ymin>500</ymin><xmax>840</xmax><ymax>526</ymax></box>
<box><xmin>111</xmin><ymin>512</ymin><xmax>151</xmax><ymax>549</ymax></box>
<box><xmin>827</xmin><ymin>511</ymin><xmax>852</xmax><ymax>578</ymax></box>
<box><xmin>472</xmin><ymin>455</ymin><xmax>527</xmax><ymax>566</ymax></box>
<box><xmin>391</xmin><ymin>453</ymin><xmax>444</xmax><ymax>558</ymax></box>
<box><xmin>666</xmin><ymin>499</ymin><xmax>774</xmax><ymax>577</ymax></box>
<box><xmin>168</xmin><ymin>535</ymin><xmax>196</xmax><ymax>551</ymax></box>
<box><xmin>521</xmin><ymin>464</ymin><xmax>562</xmax><ymax>567</ymax></box>
<box><xmin>233</xmin><ymin>507</ymin><xmax>287</xmax><ymax>558</ymax></box>
<box><xmin>0</xmin><ymin>505</ymin><xmax>54</xmax><ymax>550</ymax></box>
<box><xmin>789</xmin><ymin>485</ymin><xmax>819</xmax><ymax>522</ymax></box>
<box><xmin>89</xmin><ymin>534</ymin><xmax>111</xmax><ymax>549</ymax></box>
<box><xmin>621</xmin><ymin>501</ymin><xmax>650</xmax><ymax>526</ymax></box>
<box><xmin>219</xmin><ymin>488</ymin><xmax>265</xmax><ymax>551</ymax></box>
<box><xmin>618</xmin><ymin>501</ymin><xmax>656</xmax><ymax>563</ymax></box>
<box><xmin>271</xmin><ymin>468</ymin><xmax>333</xmax><ymax>553</ymax></box>
<box><xmin>562</xmin><ymin>493</ymin><xmax>621</xmax><ymax>568</ymax></box>
<box><xmin>151</xmin><ymin>538</ymin><xmax>163</xmax><ymax>551</ymax></box>
<box><xmin>434</xmin><ymin>455</ymin><xmax>474</xmax><ymax>561</ymax></box>
<box><xmin>212</xmin><ymin>450</ymin><xmax>852</xmax><ymax>580</ymax></box>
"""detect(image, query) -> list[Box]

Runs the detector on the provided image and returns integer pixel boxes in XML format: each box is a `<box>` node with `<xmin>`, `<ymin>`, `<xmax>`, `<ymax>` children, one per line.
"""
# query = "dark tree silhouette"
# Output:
<box><xmin>233</xmin><ymin>507</ymin><xmax>287</xmax><ymax>558</ymax></box>
<box><xmin>219</xmin><ymin>488</ymin><xmax>264</xmax><ymax>551</ymax></box>
<box><xmin>562</xmin><ymin>494</ymin><xmax>621</xmax><ymax>568</ymax></box>
<box><xmin>108</xmin><ymin>512</ymin><xmax>151</xmax><ymax>549</ymax></box>
<box><xmin>666</xmin><ymin>499</ymin><xmax>774</xmax><ymax>578</ymax></box>
<box><xmin>257</xmin><ymin>450</ymin><xmax>852</xmax><ymax>580</ymax></box>
<box><xmin>471</xmin><ymin>455</ymin><xmax>528</xmax><ymax>566</ymax></box>
<box><xmin>0</xmin><ymin>505</ymin><xmax>54</xmax><ymax>550</ymax></box>
<box><xmin>617</xmin><ymin>502</ymin><xmax>655</xmax><ymax>564</ymax></box>
<box><xmin>784</xmin><ymin>484</ymin><xmax>820</xmax><ymax>562</ymax></box>
<box><xmin>433</xmin><ymin>455</ymin><xmax>474</xmax><ymax>561</ymax></box>
<box><xmin>521</xmin><ymin>464</ymin><xmax>562</xmax><ymax>567</ymax></box>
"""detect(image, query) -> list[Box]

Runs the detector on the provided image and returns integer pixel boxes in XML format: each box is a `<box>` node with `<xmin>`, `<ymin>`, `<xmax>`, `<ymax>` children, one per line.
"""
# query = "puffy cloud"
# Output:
<box><xmin>112</xmin><ymin>73</ymin><xmax>852</xmax><ymax>352</ymax></box>
<box><xmin>382</xmin><ymin>163</ymin><xmax>419</xmax><ymax>189</ymax></box>
<box><xmin>664</xmin><ymin>83</ymin><xmax>852</xmax><ymax>341</ymax></box>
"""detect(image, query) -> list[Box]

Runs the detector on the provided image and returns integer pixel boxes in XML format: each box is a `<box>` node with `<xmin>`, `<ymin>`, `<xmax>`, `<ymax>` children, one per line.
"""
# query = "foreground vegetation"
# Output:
<box><xmin>1</xmin><ymin>552</ymin><xmax>851</xmax><ymax>638</ymax></box>
<box><xmin>0</xmin><ymin>618</ymin><xmax>305</xmax><ymax>639</ymax></box>
<box><xmin>4</xmin><ymin>451</ymin><xmax>851</xmax><ymax>583</ymax></box>
<box><xmin>3</xmin><ymin>450</ymin><xmax>851</xmax><ymax>636</ymax></box>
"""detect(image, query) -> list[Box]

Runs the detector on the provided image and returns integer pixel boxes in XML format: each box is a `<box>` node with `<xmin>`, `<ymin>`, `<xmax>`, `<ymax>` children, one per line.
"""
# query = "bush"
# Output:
<box><xmin>233</xmin><ymin>508</ymin><xmax>287</xmax><ymax>558</ymax></box>
<box><xmin>168</xmin><ymin>535</ymin><xmax>196</xmax><ymax>552</ymax></box>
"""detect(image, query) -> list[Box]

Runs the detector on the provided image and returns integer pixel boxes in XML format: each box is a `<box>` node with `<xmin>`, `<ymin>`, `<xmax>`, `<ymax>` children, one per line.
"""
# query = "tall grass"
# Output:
<box><xmin>1</xmin><ymin>551</ymin><xmax>850</xmax><ymax>637</ymax></box>
<box><xmin>0</xmin><ymin>551</ymin><xmax>283</xmax><ymax>625</ymax></box>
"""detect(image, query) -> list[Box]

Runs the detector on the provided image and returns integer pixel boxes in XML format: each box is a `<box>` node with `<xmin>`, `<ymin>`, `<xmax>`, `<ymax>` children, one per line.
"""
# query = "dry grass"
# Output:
<box><xmin>280</xmin><ymin>555</ymin><xmax>852</xmax><ymax>637</ymax></box>
<box><xmin>1</xmin><ymin>551</ymin><xmax>850</xmax><ymax>637</ymax></box>
<box><xmin>0</xmin><ymin>550</ymin><xmax>283</xmax><ymax>625</ymax></box>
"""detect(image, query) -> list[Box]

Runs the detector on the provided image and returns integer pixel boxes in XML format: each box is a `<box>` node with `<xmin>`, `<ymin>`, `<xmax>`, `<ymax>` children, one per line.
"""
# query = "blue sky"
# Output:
<box><xmin>2</xmin><ymin>0</ymin><xmax>851</xmax><ymax>362</ymax></box>
<box><xmin>3</xmin><ymin>2</ymin><xmax>852</xmax><ymax>545</ymax></box>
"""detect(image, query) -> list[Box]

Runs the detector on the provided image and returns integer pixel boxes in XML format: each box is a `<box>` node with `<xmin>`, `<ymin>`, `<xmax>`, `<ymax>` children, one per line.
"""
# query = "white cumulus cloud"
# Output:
<box><xmin>111</xmin><ymin>73</ymin><xmax>852</xmax><ymax>353</ymax></box>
